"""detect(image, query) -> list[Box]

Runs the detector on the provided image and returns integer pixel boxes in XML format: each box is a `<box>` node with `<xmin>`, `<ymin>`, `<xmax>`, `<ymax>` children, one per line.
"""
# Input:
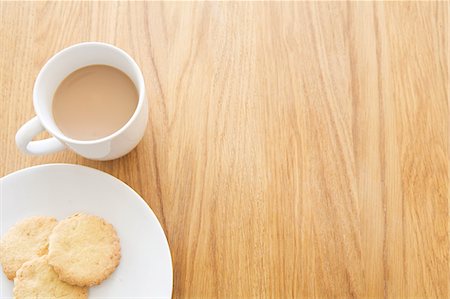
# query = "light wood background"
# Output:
<box><xmin>0</xmin><ymin>2</ymin><xmax>448</xmax><ymax>298</ymax></box>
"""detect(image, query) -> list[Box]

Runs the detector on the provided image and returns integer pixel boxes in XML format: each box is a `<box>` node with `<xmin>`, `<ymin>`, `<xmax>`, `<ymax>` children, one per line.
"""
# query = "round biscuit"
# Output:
<box><xmin>13</xmin><ymin>255</ymin><xmax>88</xmax><ymax>299</ymax></box>
<box><xmin>48</xmin><ymin>213</ymin><xmax>121</xmax><ymax>287</ymax></box>
<box><xmin>0</xmin><ymin>216</ymin><xmax>58</xmax><ymax>279</ymax></box>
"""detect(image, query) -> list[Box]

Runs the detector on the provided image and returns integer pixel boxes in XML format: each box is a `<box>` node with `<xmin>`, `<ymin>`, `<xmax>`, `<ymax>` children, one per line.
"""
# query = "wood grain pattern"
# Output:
<box><xmin>0</xmin><ymin>2</ymin><xmax>448</xmax><ymax>298</ymax></box>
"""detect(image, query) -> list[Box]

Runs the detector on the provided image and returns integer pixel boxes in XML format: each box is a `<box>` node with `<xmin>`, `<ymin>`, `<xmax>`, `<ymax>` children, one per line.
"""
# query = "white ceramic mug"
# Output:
<box><xmin>15</xmin><ymin>42</ymin><xmax>148</xmax><ymax>161</ymax></box>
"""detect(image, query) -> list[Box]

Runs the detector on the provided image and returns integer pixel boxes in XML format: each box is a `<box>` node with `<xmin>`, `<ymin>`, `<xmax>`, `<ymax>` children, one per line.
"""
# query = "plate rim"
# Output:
<box><xmin>1</xmin><ymin>163</ymin><xmax>173</xmax><ymax>298</ymax></box>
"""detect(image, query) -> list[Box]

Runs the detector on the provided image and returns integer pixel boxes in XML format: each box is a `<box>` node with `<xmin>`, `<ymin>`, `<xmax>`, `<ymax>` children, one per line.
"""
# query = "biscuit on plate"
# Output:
<box><xmin>48</xmin><ymin>213</ymin><xmax>121</xmax><ymax>287</ymax></box>
<box><xmin>13</xmin><ymin>255</ymin><xmax>88</xmax><ymax>299</ymax></box>
<box><xmin>0</xmin><ymin>216</ymin><xmax>57</xmax><ymax>279</ymax></box>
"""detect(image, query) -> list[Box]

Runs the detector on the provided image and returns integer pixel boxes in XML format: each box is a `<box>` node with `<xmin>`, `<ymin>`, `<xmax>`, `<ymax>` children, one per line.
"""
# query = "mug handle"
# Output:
<box><xmin>16</xmin><ymin>116</ymin><xmax>66</xmax><ymax>155</ymax></box>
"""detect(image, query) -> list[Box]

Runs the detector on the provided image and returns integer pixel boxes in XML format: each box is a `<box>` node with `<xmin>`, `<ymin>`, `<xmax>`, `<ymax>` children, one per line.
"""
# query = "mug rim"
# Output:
<box><xmin>33</xmin><ymin>42</ymin><xmax>146</xmax><ymax>145</ymax></box>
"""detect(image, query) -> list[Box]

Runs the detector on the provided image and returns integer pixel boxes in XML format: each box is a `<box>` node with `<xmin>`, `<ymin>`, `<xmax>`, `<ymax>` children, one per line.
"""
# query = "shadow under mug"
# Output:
<box><xmin>16</xmin><ymin>42</ymin><xmax>148</xmax><ymax>161</ymax></box>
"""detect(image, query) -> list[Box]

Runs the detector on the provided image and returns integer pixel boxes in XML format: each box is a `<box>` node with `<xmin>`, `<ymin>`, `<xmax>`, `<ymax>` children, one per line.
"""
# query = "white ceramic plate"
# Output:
<box><xmin>0</xmin><ymin>164</ymin><xmax>172</xmax><ymax>298</ymax></box>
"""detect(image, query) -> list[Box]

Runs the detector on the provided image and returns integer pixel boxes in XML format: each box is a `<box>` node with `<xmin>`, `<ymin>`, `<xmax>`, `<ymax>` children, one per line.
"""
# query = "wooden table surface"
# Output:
<box><xmin>1</xmin><ymin>2</ymin><xmax>448</xmax><ymax>298</ymax></box>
